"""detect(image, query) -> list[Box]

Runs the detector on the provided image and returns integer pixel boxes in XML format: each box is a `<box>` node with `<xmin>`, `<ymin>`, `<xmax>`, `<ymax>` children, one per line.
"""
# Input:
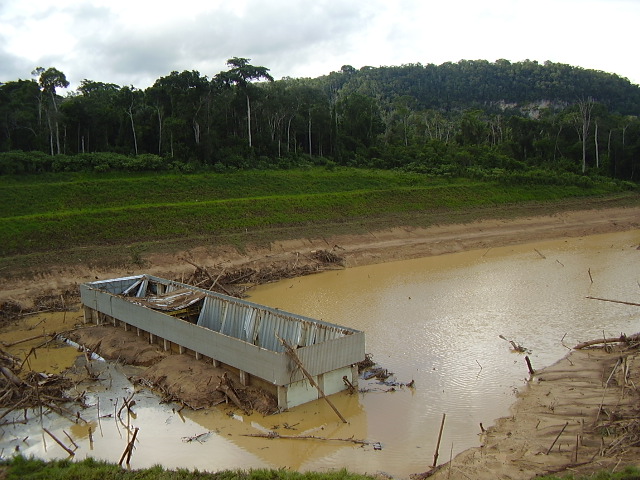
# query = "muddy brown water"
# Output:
<box><xmin>1</xmin><ymin>230</ymin><xmax>639</xmax><ymax>478</ymax></box>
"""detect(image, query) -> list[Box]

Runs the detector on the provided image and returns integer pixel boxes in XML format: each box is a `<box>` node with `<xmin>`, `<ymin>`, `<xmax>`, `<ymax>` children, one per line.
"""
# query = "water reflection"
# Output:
<box><xmin>248</xmin><ymin>230</ymin><xmax>640</xmax><ymax>475</ymax></box>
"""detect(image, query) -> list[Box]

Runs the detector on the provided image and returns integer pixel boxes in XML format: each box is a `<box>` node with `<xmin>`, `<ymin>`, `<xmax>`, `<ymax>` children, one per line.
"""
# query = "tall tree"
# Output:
<box><xmin>33</xmin><ymin>67</ymin><xmax>69</xmax><ymax>155</ymax></box>
<box><xmin>216</xmin><ymin>58</ymin><xmax>274</xmax><ymax>147</ymax></box>
<box><xmin>576</xmin><ymin>97</ymin><xmax>595</xmax><ymax>173</ymax></box>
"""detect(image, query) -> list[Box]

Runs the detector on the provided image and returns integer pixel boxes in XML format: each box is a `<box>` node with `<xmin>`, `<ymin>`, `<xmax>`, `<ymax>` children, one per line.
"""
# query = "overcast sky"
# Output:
<box><xmin>2</xmin><ymin>0</ymin><xmax>639</xmax><ymax>92</ymax></box>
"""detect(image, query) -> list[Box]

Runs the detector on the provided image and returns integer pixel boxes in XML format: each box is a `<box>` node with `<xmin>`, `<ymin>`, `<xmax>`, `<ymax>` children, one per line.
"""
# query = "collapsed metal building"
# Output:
<box><xmin>80</xmin><ymin>274</ymin><xmax>365</xmax><ymax>410</ymax></box>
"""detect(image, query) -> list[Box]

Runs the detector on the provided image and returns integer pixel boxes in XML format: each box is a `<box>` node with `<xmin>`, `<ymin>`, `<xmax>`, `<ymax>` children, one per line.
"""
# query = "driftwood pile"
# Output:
<box><xmin>179</xmin><ymin>249</ymin><xmax>346</xmax><ymax>297</ymax></box>
<box><xmin>0</xmin><ymin>288</ymin><xmax>79</xmax><ymax>327</ymax></box>
<box><xmin>575</xmin><ymin>334</ymin><xmax>640</xmax><ymax>458</ymax></box>
<box><xmin>0</xmin><ymin>346</ymin><xmax>84</xmax><ymax>425</ymax></box>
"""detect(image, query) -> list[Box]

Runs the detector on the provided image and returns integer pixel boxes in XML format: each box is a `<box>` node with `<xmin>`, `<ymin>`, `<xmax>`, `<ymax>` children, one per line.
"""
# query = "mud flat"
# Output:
<box><xmin>422</xmin><ymin>336</ymin><xmax>640</xmax><ymax>479</ymax></box>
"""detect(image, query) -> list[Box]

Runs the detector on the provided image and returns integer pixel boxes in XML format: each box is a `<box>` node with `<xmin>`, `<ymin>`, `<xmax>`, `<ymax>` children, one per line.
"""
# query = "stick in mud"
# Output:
<box><xmin>243</xmin><ymin>433</ymin><xmax>371</xmax><ymax>445</ymax></box>
<box><xmin>276</xmin><ymin>333</ymin><xmax>347</xmax><ymax>423</ymax></box>
<box><xmin>546</xmin><ymin>422</ymin><xmax>569</xmax><ymax>455</ymax></box>
<box><xmin>586</xmin><ymin>296</ymin><xmax>640</xmax><ymax>307</ymax></box>
<box><xmin>118</xmin><ymin>427</ymin><xmax>139</xmax><ymax>466</ymax></box>
<box><xmin>525</xmin><ymin>356</ymin><xmax>535</xmax><ymax>375</ymax></box>
<box><xmin>43</xmin><ymin>428</ymin><xmax>75</xmax><ymax>457</ymax></box>
<box><xmin>432</xmin><ymin>413</ymin><xmax>446</xmax><ymax>468</ymax></box>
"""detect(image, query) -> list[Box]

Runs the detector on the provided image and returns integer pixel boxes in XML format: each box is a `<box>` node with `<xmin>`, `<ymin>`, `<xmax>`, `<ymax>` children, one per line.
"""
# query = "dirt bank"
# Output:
<box><xmin>423</xmin><ymin>338</ymin><xmax>640</xmax><ymax>479</ymax></box>
<box><xmin>2</xmin><ymin>205</ymin><xmax>639</xmax><ymax>310</ymax></box>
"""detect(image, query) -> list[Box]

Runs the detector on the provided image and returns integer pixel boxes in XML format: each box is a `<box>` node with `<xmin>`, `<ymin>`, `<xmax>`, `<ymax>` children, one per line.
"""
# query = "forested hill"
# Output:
<box><xmin>1</xmin><ymin>58</ymin><xmax>640</xmax><ymax>182</ymax></box>
<box><xmin>321</xmin><ymin>60</ymin><xmax>640</xmax><ymax>115</ymax></box>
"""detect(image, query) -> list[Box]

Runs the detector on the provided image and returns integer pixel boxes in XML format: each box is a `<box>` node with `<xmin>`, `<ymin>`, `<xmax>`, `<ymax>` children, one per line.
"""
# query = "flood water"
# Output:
<box><xmin>1</xmin><ymin>230</ymin><xmax>639</xmax><ymax>478</ymax></box>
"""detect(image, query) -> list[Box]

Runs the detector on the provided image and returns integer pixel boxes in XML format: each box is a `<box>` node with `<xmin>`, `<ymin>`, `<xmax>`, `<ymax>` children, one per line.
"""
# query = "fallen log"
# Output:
<box><xmin>586</xmin><ymin>296</ymin><xmax>640</xmax><ymax>307</ymax></box>
<box><xmin>216</xmin><ymin>373</ymin><xmax>250</xmax><ymax>415</ymax></box>
<box><xmin>43</xmin><ymin>428</ymin><xmax>75</xmax><ymax>457</ymax></box>
<box><xmin>1</xmin><ymin>332</ymin><xmax>55</xmax><ymax>348</ymax></box>
<box><xmin>574</xmin><ymin>334</ymin><xmax>640</xmax><ymax>350</ymax></box>
<box><xmin>276</xmin><ymin>333</ymin><xmax>347</xmax><ymax>423</ymax></box>
<box><xmin>242</xmin><ymin>432</ymin><xmax>371</xmax><ymax>445</ymax></box>
<box><xmin>0</xmin><ymin>366</ymin><xmax>24</xmax><ymax>387</ymax></box>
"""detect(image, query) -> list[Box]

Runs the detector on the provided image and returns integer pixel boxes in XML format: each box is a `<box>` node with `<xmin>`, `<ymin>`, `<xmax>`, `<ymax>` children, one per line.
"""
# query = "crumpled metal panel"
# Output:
<box><xmin>85</xmin><ymin>274</ymin><xmax>362</xmax><ymax>355</ymax></box>
<box><xmin>81</xmin><ymin>275</ymin><xmax>366</xmax><ymax>388</ymax></box>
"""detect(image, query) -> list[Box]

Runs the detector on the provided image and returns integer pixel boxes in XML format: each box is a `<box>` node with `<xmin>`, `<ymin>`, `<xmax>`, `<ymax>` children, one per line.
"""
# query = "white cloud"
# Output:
<box><xmin>1</xmin><ymin>0</ymin><xmax>639</xmax><ymax>91</ymax></box>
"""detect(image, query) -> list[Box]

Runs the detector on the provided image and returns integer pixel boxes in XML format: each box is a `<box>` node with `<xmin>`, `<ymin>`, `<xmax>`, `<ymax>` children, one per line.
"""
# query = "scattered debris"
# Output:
<box><xmin>242</xmin><ymin>432</ymin><xmax>373</xmax><ymax>446</ymax></box>
<box><xmin>178</xmin><ymin>250</ymin><xmax>346</xmax><ymax>298</ymax></box>
<box><xmin>499</xmin><ymin>334</ymin><xmax>531</xmax><ymax>354</ymax></box>
<box><xmin>182</xmin><ymin>432</ymin><xmax>211</xmax><ymax>443</ymax></box>
<box><xmin>0</xmin><ymin>346</ymin><xmax>89</xmax><ymax>425</ymax></box>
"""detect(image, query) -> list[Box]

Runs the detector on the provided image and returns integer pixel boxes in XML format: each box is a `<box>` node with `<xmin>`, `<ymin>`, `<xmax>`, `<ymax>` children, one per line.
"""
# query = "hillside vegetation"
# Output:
<box><xmin>1</xmin><ymin>168</ymin><xmax>636</xmax><ymax>263</ymax></box>
<box><xmin>1</xmin><ymin>59</ymin><xmax>639</xmax><ymax>181</ymax></box>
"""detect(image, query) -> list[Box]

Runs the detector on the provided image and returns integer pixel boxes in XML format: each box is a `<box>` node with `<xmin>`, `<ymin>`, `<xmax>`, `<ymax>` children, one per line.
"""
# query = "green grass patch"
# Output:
<box><xmin>0</xmin><ymin>168</ymin><xmax>634</xmax><ymax>257</ymax></box>
<box><xmin>0</xmin><ymin>456</ymin><xmax>377</xmax><ymax>480</ymax></box>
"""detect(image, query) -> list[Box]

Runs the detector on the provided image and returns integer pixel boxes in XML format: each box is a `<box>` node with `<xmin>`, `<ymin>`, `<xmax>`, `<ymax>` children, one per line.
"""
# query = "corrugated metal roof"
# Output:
<box><xmin>84</xmin><ymin>274</ymin><xmax>362</xmax><ymax>355</ymax></box>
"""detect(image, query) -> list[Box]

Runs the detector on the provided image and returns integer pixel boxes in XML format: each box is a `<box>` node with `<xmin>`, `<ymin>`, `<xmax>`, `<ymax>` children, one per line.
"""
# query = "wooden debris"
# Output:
<box><xmin>0</xmin><ymin>345</ymin><xmax>86</xmax><ymax>425</ymax></box>
<box><xmin>178</xmin><ymin>250</ymin><xmax>345</xmax><ymax>298</ymax></box>
<box><xmin>182</xmin><ymin>432</ymin><xmax>210</xmax><ymax>443</ymax></box>
<box><xmin>277</xmin><ymin>333</ymin><xmax>347</xmax><ymax>423</ymax></box>
<box><xmin>432</xmin><ymin>413</ymin><xmax>446</xmax><ymax>468</ymax></box>
<box><xmin>216</xmin><ymin>372</ymin><xmax>250</xmax><ymax>415</ymax></box>
<box><xmin>242</xmin><ymin>432</ymin><xmax>372</xmax><ymax>445</ymax></box>
<box><xmin>499</xmin><ymin>334</ymin><xmax>530</xmax><ymax>353</ymax></box>
<box><xmin>586</xmin><ymin>296</ymin><xmax>640</xmax><ymax>308</ymax></box>
<box><xmin>574</xmin><ymin>333</ymin><xmax>640</xmax><ymax>350</ymax></box>
<box><xmin>118</xmin><ymin>427</ymin><xmax>139</xmax><ymax>466</ymax></box>
<box><xmin>43</xmin><ymin>427</ymin><xmax>75</xmax><ymax>457</ymax></box>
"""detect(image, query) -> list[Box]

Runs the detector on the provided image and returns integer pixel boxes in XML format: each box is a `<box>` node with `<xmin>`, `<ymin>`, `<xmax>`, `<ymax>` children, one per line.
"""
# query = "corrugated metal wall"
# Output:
<box><xmin>80</xmin><ymin>275</ymin><xmax>365</xmax><ymax>387</ymax></box>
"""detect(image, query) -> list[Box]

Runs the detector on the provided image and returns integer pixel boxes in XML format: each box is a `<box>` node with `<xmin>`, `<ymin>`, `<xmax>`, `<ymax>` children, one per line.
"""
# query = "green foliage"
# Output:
<box><xmin>3</xmin><ymin>60</ymin><xmax>640</xmax><ymax>182</ymax></box>
<box><xmin>0</xmin><ymin>168</ymin><xmax>630</xmax><ymax>257</ymax></box>
<box><xmin>0</xmin><ymin>456</ymin><xmax>376</xmax><ymax>480</ymax></box>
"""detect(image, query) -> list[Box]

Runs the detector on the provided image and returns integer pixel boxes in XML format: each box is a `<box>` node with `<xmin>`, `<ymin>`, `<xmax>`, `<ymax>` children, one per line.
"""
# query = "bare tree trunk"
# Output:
<box><xmin>46</xmin><ymin>112</ymin><xmax>54</xmax><ymax>156</ymax></box>
<box><xmin>55</xmin><ymin>121</ymin><xmax>61</xmax><ymax>155</ymax></box>
<box><xmin>127</xmin><ymin>104</ymin><xmax>138</xmax><ymax>155</ymax></box>
<box><xmin>594</xmin><ymin>121</ymin><xmax>599</xmax><ymax>168</ymax></box>
<box><xmin>157</xmin><ymin>108</ymin><xmax>163</xmax><ymax>154</ymax></box>
<box><xmin>193</xmin><ymin>120</ymin><xmax>201</xmax><ymax>144</ymax></box>
<box><xmin>246</xmin><ymin>94</ymin><xmax>252</xmax><ymax>148</ymax></box>
<box><xmin>308</xmin><ymin>112</ymin><xmax>312</xmax><ymax>156</ymax></box>
<box><xmin>577</xmin><ymin>97</ymin><xmax>594</xmax><ymax>174</ymax></box>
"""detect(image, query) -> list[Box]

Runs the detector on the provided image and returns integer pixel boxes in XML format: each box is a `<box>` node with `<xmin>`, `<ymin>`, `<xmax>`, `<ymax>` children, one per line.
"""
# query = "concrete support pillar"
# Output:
<box><xmin>316</xmin><ymin>373</ymin><xmax>324</xmax><ymax>400</ymax></box>
<box><xmin>212</xmin><ymin>359</ymin><xmax>219</xmax><ymax>368</ymax></box>
<box><xmin>112</xmin><ymin>317</ymin><xmax>117</xmax><ymax>327</ymax></box>
<box><xmin>178</xmin><ymin>345</ymin><xmax>185</xmax><ymax>354</ymax></box>
<box><xmin>136</xmin><ymin>327</ymin><xmax>141</xmax><ymax>337</ymax></box>
<box><xmin>149</xmin><ymin>333</ymin><xmax>155</xmax><ymax>344</ymax></box>
<box><xmin>195</xmin><ymin>352</ymin><xmax>201</xmax><ymax>360</ymax></box>
<box><xmin>350</xmin><ymin>365</ymin><xmax>359</xmax><ymax>387</ymax></box>
<box><xmin>83</xmin><ymin>306</ymin><xmax>92</xmax><ymax>324</ymax></box>
<box><xmin>239</xmin><ymin>370</ymin><xmax>250</xmax><ymax>386</ymax></box>
<box><xmin>277</xmin><ymin>386</ymin><xmax>287</xmax><ymax>410</ymax></box>
<box><xmin>163</xmin><ymin>339</ymin><xmax>169</xmax><ymax>351</ymax></box>
<box><xmin>124</xmin><ymin>323</ymin><xmax>130</xmax><ymax>332</ymax></box>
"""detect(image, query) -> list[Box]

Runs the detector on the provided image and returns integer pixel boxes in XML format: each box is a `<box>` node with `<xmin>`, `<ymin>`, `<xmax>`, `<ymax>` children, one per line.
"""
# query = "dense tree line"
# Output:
<box><xmin>1</xmin><ymin>59</ymin><xmax>639</xmax><ymax>181</ymax></box>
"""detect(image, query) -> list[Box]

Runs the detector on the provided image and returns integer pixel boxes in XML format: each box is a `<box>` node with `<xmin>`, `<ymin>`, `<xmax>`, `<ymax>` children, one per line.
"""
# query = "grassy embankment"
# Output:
<box><xmin>1</xmin><ymin>168</ymin><xmax>637</xmax><ymax>275</ymax></box>
<box><xmin>1</xmin><ymin>455</ymin><xmax>639</xmax><ymax>480</ymax></box>
<box><xmin>0</xmin><ymin>456</ymin><xmax>375</xmax><ymax>480</ymax></box>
